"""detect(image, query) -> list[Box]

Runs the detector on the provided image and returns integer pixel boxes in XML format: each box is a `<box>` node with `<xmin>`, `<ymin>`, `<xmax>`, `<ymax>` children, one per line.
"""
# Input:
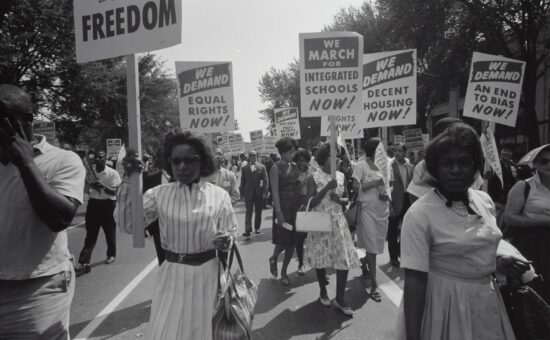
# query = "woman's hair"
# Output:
<box><xmin>163</xmin><ymin>131</ymin><xmax>216</xmax><ymax>178</ymax></box>
<box><xmin>315</xmin><ymin>143</ymin><xmax>331</xmax><ymax>166</ymax></box>
<box><xmin>275</xmin><ymin>137</ymin><xmax>298</xmax><ymax>154</ymax></box>
<box><xmin>294</xmin><ymin>148</ymin><xmax>311</xmax><ymax>162</ymax></box>
<box><xmin>424</xmin><ymin>123</ymin><xmax>483</xmax><ymax>179</ymax></box>
<box><xmin>363</xmin><ymin>137</ymin><xmax>381</xmax><ymax>159</ymax></box>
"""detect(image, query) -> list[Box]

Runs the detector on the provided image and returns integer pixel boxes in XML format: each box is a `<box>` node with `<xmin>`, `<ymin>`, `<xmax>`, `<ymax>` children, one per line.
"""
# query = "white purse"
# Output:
<box><xmin>295</xmin><ymin>197</ymin><xmax>332</xmax><ymax>233</ymax></box>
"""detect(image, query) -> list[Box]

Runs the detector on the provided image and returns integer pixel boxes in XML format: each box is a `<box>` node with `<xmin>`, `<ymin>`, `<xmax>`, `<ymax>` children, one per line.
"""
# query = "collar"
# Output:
<box><xmin>32</xmin><ymin>135</ymin><xmax>55</xmax><ymax>156</ymax></box>
<box><xmin>178</xmin><ymin>176</ymin><xmax>207</xmax><ymax>191</ymax></box>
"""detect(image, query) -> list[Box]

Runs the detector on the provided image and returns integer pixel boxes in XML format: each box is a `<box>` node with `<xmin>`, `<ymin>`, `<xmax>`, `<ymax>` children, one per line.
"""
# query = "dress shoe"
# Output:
<box><xmin>76</xmin><ymin>263</ymin><xmax>91</xmax><ymax>273</ymax></box>
<box><xmin>105</xmin><ymin>257</ymin><xmax>115</xmax><ymax>264</ymax></box>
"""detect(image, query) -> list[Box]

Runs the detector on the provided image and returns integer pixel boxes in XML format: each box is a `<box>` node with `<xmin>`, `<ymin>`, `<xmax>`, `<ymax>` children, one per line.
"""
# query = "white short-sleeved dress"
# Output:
<box><xmin>116</xmin><ymin>179</ymin><xmax>238</xmax><ymax>340</ymax></box>
<box><xmin>395</xmin><ymin>189</ymin><xmax>515</xmax><ymax>340</ymax></box>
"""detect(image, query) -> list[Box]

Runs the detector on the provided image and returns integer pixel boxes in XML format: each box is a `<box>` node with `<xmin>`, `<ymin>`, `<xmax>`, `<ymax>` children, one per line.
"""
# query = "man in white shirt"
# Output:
<box><xmin>76</xmin><ymin>150</ymin><xmax>121</xmax><ymax>273</ymax></box>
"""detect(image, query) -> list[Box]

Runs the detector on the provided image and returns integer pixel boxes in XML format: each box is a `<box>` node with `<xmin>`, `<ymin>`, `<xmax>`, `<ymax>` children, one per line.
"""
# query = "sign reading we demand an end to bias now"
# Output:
<box><xmin>463</xmin><ymin>52</ymin><xmax>525</xmax><ymax>127</ymax></box>
<box><xmin>275</xmin><ymin>108</ymin><xmax>301</xmax><ymax>139</ymax></box>
<box><xmin>363</xmin><ymin>49</ymin><xmax>417</xmax><ymax>127</ymax></box>
<box><xmin>300</xmin><ymin>32</ymin><xmax>363</xmax><ymax>117</ymax></box>
<box><xmin>176</xmin><ymin>62</ymin><xmax>235</xmax><ymax>133</ymax></box>
<box><xmin>74</xmin><ymin>0</ymin><xmax>182</xmax><ymax>63</ymax></box>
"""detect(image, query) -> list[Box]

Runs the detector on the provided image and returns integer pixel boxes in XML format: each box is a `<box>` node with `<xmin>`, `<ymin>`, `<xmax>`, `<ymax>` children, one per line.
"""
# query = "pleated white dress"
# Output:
<box><xmin>116</xmin><ymin>178</ymin><xmax>238</xmax><ymax>340</ymax></box>
<box><xmin>395</xmin><ymin>189</ymin><xmax>515</xmax><ymax>340</ymax></box>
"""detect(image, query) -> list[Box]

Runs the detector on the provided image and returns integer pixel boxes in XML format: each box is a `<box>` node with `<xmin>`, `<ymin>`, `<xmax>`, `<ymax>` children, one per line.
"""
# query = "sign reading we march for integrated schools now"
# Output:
<box><xmin>321</xmin><ymin>115</ymin><xmax>364</xmax><ymax>139</ymax></box>
<box><xmin>74</xmin><ymin>0</ymin><xmax>182</xmax><ymax>63</ymax></box>
<box><xmin>176</xmin><ymin>62</ymin><xmax>235</xmax><ymax>133</ymax></box>
<box><xmin>275</xmin><ymin>107</ymin><xmax>301</xmax><ymax>139</ymax></box>
<box><xmin>363</xmin><ymin>49</ymin><xmax>417</xmax><ymax>127</ymax></box>
<box><xmin>300</xmin><ymin>32</ymin><xmax>363</xmax><ymax>117</ymax></box>
<box><xmin>463</xmin><ymin>52</ymin><xmax>525</xmax><ymax>127</ymax></box>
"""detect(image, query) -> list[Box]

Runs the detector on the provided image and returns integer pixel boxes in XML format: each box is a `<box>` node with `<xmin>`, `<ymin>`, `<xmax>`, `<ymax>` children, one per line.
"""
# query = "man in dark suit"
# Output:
<box><xmin>388</xmin><ymin>143</ymin><xmax>414</xmax><ymax>267</ymax></box>
<box><xmin>240</xmin><ymin>151</ymin><xmax>268</xmax><ymax>237</ymax></box>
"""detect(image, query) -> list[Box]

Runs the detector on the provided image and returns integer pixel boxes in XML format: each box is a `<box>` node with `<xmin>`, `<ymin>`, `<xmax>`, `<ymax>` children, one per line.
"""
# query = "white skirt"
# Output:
<box><xmin>147</xmin><ymin>259</ymin><xmax>219</xmax><ymax>340</ymax></box>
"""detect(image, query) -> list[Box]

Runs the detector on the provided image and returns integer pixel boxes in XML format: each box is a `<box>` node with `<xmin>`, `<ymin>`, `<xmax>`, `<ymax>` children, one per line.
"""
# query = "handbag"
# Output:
<box><xmin>295</xmin><ymin>197</ymin><xmax>332</xmax><ymax>233</ymax></box>
<box><xmin>500</xmin><ymin>281</ymin><xmax>550</xmax><ymax>339</ymax></box>
<box><xmin>212</xmin><ymin>244</ymin><xmax>258</xmax><ymax>340</ymax></box>
<box><xmin>344</xmin><ymin>197</ymin><xmax>361</xmax><ymax>232</ymax></box>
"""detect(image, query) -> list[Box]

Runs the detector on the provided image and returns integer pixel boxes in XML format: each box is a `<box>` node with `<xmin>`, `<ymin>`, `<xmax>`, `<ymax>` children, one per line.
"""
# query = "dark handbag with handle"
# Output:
<box><xmin>500</xmin><ymin>280</ymin><xmax>550</xmax><ymax>340</ymax></box>
<box><xmin>344</xmin><ymin>198</ymin><xmax>361</xmax><ymax>233</ymax></box>
<box><xmin>212</xmin><ymin>244</ymin><xmax>258</xmax><ymax>340</ymax></box>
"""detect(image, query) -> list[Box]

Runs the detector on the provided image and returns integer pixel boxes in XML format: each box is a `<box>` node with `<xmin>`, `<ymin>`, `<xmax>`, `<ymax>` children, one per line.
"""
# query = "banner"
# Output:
<box><xmin>115</xmin><ymin>144</ymin><xmax>127</xmax><ymax>179</ymax></box>
<box><xmin>403</xmin><ymin>128</ymin><xmax>424</xmax><ymax>152</ymax></box>
<box><xmin>249</xmin><ymin>130</ymin><xmax>263</xmax><ymax>153</ymax></box>
<box><xmin>262</xmin><ymin>136</ymin><xmax>278</xmax><ymax>155</ymax></box>
<box><xmin>374</xmin><ymin>142</ymin><xmax>391</xmax><ymax>197</ymax></box>
<box><xmin>106</xmin><ymin>139</ymin><xmax>122</xmax><ymax>159</ymax></box>
<box><xmin>362</xmin><ymin>49</ymin><xmax>417</xmax><ymax>127</ymax></box>
<box><xmin>176</xmin><ymin>61</ymin><xmax>235</xmax><ymax>133</ymax></box>
<box><xmin>480</xmin><ymin>130</ymin><xmax>503</xmax><ymax>188</ymax></box>
<box><xmin>74</xmin><ymin>0</ymin><xmax>182</xmax><ymax>63</ymax></box>
<box><xmin>463</xmin><ymin>52</ymin><xmax>525</xmax><ymax>127</ymax></box>
<box><xmin>299</xmin><ymin>32</ymin><xmax>363</xmax><ymax>117</ymax></box>
<box><xmin>275</xmin><ymin>107</ymin><xmax>301</xmax><ymax>139</ymax></box>
<box><xmin>320</xmin><ymin>115</ymin><xmax>364</xmax><ymax>139</ymax></box>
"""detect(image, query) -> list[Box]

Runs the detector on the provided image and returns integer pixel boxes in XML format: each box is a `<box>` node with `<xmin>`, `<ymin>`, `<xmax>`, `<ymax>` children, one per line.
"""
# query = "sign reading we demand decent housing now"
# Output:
<box><xmin>275</xmin><ymin>107</ymin><xmax>301</xmax><ymax>139</ymax></box>
<box><xmin>74</xmin><ymin>0</ymin><xmax>182</xmax><ymax>63</ymax></box>
<box><xmin>363</xmin><ymin>49</ymin><xmax>417</xmax><ymax>127</ymax></box>
<box><xmin>300</xmin><ymin>32</ymin><xmax>363</xmax><ymax>117</ymax></box>
<box><xmin>176</xmin><ymin>62</ymin><xmax>235</xmax><ymax>133</ymax></box>
<box><xmin>463</xmin><ymin>52</ymin><xmax>525</xmax><ymax>127</ymax></box>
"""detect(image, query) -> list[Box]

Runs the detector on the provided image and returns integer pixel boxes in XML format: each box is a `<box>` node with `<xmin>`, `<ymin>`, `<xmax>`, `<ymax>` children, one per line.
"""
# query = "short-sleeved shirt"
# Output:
<box><xmin>522</xmin><ymin>173</ymin><xmax>550</xmax><ymax>224</ymax></box>
<box><xmin>0</xmin><ymin>135</ymin><xmax>85</xmax><ymax>280</ymax></box>
<box><xmin>88</xmin><ymin>165</ymin><xmax>121</xmax><ymax>200</ymax></box>
<box><xmin>400</xmin><ymin>189</ymin><xmax>502</xmax><ymax>279</ymax></box>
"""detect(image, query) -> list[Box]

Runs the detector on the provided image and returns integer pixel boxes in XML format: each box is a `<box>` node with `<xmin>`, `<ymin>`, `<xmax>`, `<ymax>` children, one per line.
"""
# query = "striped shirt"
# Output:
<box><xmin>115</xmin><ymin>178</ymin><xmax>238</xmax><ymax>254</ymax></box>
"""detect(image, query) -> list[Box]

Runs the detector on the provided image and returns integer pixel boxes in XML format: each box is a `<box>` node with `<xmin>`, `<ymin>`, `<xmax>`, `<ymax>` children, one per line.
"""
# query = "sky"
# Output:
<box><xmin>156</xmin><ymin>0</ymin><xmax>367</xmax><ymax>141</ymax></box>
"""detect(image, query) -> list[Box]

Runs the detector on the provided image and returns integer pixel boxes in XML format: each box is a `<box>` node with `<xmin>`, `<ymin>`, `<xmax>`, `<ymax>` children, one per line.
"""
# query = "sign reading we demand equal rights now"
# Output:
<box><xmin>300</xmin><ymin>32</ymin><xmax>363</xmax><ymax>117</ymax></box>
<box><xmin>275</xmin><ymin>108</ymin><xmax>301</xmax><ymax>139</ymax></box>
<box><xmin>74</xmin><ymin>0</ymin><xmax>182</xmax><ymax>63</ymax></box>
<box><xmin>363</xmin><ymin>49</ymin><xmax>417</xmax><ymax>127</ymax></box>
<box><xmin>463</xmin><ymin>52</ymin><xmax>525</xmax><ymax>127</ymax></box>
<box><xmin>176</xmin><ymin>62</ymin><xmax>235</xmax><ymax>133</ymax></box>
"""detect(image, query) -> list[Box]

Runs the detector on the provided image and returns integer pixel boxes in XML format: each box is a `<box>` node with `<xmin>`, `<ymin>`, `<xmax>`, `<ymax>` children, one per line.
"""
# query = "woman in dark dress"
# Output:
<box><xmin>269</xmin><ymin>137</ymin><xmax>300</xmax><ymax>285</ymax></box>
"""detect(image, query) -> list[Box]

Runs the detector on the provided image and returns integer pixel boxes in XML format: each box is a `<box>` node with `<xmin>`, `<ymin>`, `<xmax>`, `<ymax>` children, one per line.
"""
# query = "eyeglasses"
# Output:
<box><xmin>535</xmin><ymin>158</ymin><xmax>550</xmax><ymax>166</ymax></box>
<box><xmin>438</xmin><ymin>159</ymin><xmax>475</xmax><ymax>170</ymax></box>
<box><xmin>168</xmin><ymin>155</ymin><xmax>200</xmax><ymax>166</ymax></box>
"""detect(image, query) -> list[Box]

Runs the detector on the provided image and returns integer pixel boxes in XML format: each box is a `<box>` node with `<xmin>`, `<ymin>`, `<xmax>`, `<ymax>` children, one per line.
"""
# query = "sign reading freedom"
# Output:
<box><xmin>74</xmin><ymin>0</ymin><xmax>182</xmax><ymax>63</ymax></box>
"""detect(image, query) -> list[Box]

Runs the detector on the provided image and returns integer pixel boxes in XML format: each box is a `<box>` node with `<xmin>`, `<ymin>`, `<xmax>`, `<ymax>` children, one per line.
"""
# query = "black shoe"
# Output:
<box><xmin>76</xmin><ymin>263</ymin><xmax>91</xmax><ymax>273</ymax></box>
<box><xmin>242</xmin><ymin>232</ymin><xmax>251</xmax><ymax>238</ymax></box>
<box><xmin>254</xmin><ymin>230</ymin><xmax>261</xmax><ymax>235</ymax></box>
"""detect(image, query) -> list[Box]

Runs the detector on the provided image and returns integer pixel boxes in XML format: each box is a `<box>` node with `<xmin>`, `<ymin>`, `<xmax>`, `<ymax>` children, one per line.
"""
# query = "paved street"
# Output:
<box><xmin>67</xmin><ymin>202</ymin><xmax>403</xmax><ymax>340</ymax></box>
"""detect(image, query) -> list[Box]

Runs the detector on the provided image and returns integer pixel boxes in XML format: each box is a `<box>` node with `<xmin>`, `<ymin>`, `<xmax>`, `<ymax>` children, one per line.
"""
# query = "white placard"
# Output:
<box><xmin>394</xmin><ymin>135</ymin><xmax>404</xmax><ymax>145</ymax></box>
<box><xmin>362</xmin><ymin>49</ymin><xmax>417</xmax><ymax>127</ymax></box>
<box><xmin>299</xmin><ymin>32</ymin><xmax>363</xmax><ymax>117</ymax></box>
<box><xmin>403</xmin><ymin>128</ymin><xmax>424</xmax><ymax>152</ymax></box>
<box><xmin>74</xmin><ymin>0</ymin><xmax>182</xmax><ymax>63</ymax></box>
<box><xmin>321</xmin><ymin>115</ymin><xmax>364</xmax><ymax>139</ymax></box>
<box><xmin>249</xmin><ymin>130</ymin><xmax>264</xmax><ymax>153</ymax></box>
<box><xmin>33</xmin><ymin>121</ymin><xmax>56</xmax><ymax>144</ymax></box>
<box><xmin>275</xmin><ymin>107</ymin><xmax>301</xmax><ymax>139</ymax></box>
<box><xmin>480</xmin><ymin>130</ymin><xmax>503</xmax><ymax>188</ymax></box>
<box><xmin>175</xmin><ymin>61</ymin><xmax>235</xmax><ymax>133</ymax></box>
<box><xmin>463</xmin><ymin>52</ymin><xmax>525</xmax><ymax>127</ymax></box>
<box><xmin>227</xmin><ymin>133</ymin><xmax>244</xmax><ymax>155</ymax></box>
<box><xmin>262</xmin><ymin>136</ymin><xmax>278</xmax><ymax>155</ymax></box>
<box><xmin>106</xmin><ymin>139</ymin><xmax>122</xmax><ymax>159</ymax></box>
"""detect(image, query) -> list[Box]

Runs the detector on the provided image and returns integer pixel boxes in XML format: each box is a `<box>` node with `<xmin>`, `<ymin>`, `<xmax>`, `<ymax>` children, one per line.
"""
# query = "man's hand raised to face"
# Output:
<box><xmin>0</xmin><ymin>117</ymin><xmax>34</xmax><ymax>168</ymax></box>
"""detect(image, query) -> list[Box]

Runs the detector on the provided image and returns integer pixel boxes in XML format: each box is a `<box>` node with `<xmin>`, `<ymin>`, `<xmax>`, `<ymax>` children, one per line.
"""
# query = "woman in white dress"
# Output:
<box><xmin>116</xmin><ymin>132</ymin><xmax>237</xmax><ymax>340</ymax></box>
<box><xmin>352</xmin><ymin>137</ymin><xmax>389</xmax><ymax>302</ymax></box>
<box><xmin>304</xmin><ymin>143</ymin><xmax>359</xmax><ymax>316</ymax></box>
<box><xmin>397</xmin><ymin>123</ymin><xmax>530</xmax><ymax>340</ymax></box>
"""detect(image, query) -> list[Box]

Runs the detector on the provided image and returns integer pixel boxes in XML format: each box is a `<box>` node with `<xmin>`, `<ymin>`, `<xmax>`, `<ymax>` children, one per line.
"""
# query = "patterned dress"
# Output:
<box><xmin>304</xmin><ymin>170</ymin><xmax>359</xmax><ymax>270</ymax></box>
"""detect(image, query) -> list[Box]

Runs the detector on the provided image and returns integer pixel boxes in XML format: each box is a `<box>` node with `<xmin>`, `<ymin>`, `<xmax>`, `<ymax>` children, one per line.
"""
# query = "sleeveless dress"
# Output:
<box><xmin>304</xmin><ymin>170</ymin><xmax>359</xmax><ymax>270</ymax></box>
<box><xmin>272</xmin><ymin>162</ymin><xmax>301</xmax><ymax>246</ymax></box>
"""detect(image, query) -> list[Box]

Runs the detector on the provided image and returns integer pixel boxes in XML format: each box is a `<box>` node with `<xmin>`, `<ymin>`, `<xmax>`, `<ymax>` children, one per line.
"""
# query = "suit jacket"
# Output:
<box><xmin>390</xmin><ymin>159</ymin><xmax>413</xmax><ymax>214</ymax></box>
<box><xmin>240</xmin><ymin>162</ymin><xmax>268</xmax><ymax>201</ymax></box>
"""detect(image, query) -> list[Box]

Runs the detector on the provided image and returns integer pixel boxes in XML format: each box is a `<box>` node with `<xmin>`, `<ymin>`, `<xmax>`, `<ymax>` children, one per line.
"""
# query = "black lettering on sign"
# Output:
<box><xmin>81</xmin><ymin>0</ymin><xmax>177</xmax><ymax>42</ymax></box>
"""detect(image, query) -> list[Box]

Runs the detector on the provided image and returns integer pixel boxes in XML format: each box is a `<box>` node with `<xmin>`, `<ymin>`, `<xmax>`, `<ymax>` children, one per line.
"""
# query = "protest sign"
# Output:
<box><xmin>275</xmin><ymin>107</ymin><xmax>301</xmax><ymax>139</ymax></box>
<box><xmin>394</xmin><ymin>135</ymin><xmax>404</xmax><ymax>145</ymax></box>
<box><xmin>480</xmin><ymin>130</ymin><xmax>503</xmax><ymax>188</ymax></box>
<box><xmin>74</xmin><ymin>0</ymin><xmax>182</xmax><ymax>63</ymax></box>
<box><xmin>262</xmin><ymin>136</ymin><xmax>278</xmax><ymax>155</ymax></box>
<box><xmin>227</xmin><ymin>133</ymin><xmax>244</xmax><ymax>155</ymax></box>
<box><xmin>299</xmin><ymin>32</ymin><xmax>363</xmax><ymax>117</ymax></box>
<box><xmin>463</xmin><ymin>52</ymin><xmax>525</xmax><ymax>127</ymax></box>
<box><xmin>176</xmin><ymin>61</ymin><xmax>235</xmax><ymax>133</ymax></box>
<box><xmin>403</xmin><ymin>128</ymin><xmax>424</xmax><ymax>151</ymax></box>
<box><xmin>216</xmin><ymin>134</ymin><xmax>230</xmax><ymax>154</ymax></box>
<box><xmin>106</xmin><ymin>139</ymin><xmax>122</xmax><ymax>159</ymax></box>
<box><xmin>362</xmin><ymin>49</ymin><xmax>417</xmax><ymax>127</ymax></box>
<box><xmin>422</xmin><ymin>134</ymin><xmax>429</xmax><ymax>146</ymax></box>
<box><xmin>115</xmin><ymin>144</ymin><xmax>127</xmax><ymax>179</ymax></box>
<box><xmin>250</xmin><ymin>130</ymin><xmax>264</xmax><ymax>153</ymax></box>
<box><xmin>33</xmin><ymin>121</ymin><xmax>57</xmax><ymax>145</ymax></box>
<box><xmin>374</xmin><ymin>142</ymin><xmax>391</xmax><ymax>197</ymax></box>
<box><xmin>321</xmin><ymin>115</ymin><xmax>364</xmax><ymax>139</ymax></box>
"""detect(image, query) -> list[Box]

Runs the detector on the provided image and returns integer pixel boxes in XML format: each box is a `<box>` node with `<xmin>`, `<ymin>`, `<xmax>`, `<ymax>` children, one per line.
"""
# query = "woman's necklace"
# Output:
<box><xmin>434</xmin><ymin>190</ymin><xmax>470</xmax><ymax>217</ymax></box>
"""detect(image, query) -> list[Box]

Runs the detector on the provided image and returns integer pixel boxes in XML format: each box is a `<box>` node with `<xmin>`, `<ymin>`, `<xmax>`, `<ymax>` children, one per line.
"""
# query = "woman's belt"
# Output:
<box><xmin>164</xmin><ymin>249</ymin><xmax>217</xmax><ymax>266</ymax></box>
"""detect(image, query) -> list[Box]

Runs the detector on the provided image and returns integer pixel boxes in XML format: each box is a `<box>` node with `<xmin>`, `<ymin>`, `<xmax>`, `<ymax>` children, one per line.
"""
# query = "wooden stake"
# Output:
<box><xmin>126</xmin><ymin>54</ymin><xmax>144</xmax><ymax>248</ymax></box>
<box><xmin>330</xmin><ymin>115</ymin><xmax>336</xmax><ymax>179</ymax></box>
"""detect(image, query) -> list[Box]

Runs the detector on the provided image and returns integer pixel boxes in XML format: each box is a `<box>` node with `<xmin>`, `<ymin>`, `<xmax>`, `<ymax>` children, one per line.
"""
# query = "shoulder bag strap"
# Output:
<box><xmin>520</xmin><ymin>180</ymin><xmax>531</xmax><ymax>214</ymax></box>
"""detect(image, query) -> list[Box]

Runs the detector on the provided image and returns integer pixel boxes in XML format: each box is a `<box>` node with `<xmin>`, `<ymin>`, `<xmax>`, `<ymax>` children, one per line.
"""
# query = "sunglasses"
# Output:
<box><xmin>168</xmin><ymin>155</ymin><xmax>200</xmax><ymax>166</ymax></box>
<box><xmin>535</xmin><ymin>158</ymin><xmax>550</xmax><ymax>166</ymax></box>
